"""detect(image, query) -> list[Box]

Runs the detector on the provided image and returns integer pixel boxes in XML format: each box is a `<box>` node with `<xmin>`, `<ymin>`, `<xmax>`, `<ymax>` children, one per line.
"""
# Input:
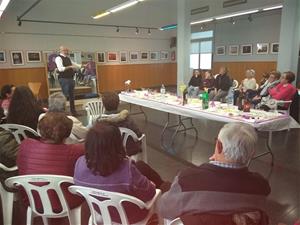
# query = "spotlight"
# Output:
<box><xmin>148</xmin><ymin>28</ymin><xmax>151</xmax><ymax>35</ymax></box>
<box><xmin>135</xmin><ymin>27</ymin><xmax>139</xmax><ymax>34</ymax></box>
<box><xmin>116</xmin><ymin>26</ymin><xmax>120</xmax><ymax>32</ymax></box>
<box><xmin>17</xmin><ymin>20</ymin><xmax>22</xmax><ymax>26</ymax></box>
<box><xmin>248</xmin><ymin>14</ymin><xmax>253</xmax><ymax>22</ymax></box>
<box><xmin>230</xmin><ymin>17</ymin><xmax>236</xmax><ymax>25</ymax></box>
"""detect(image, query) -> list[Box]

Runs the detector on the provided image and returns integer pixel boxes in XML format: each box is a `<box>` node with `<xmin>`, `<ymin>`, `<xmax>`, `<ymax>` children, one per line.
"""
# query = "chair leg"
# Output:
<box><xmin>68</xmin><ymin>205</ymin><xmax>82</xmax><ymax>225</ymax></box>
<box><xmin>26</xmin><ymin>207</ymin><xmax>33</xmax><ymax>225</ymax></box>
<box><xmin>41</xmin><ymin>216</ymin><xmax>49</xmax><ymax>225</ymax></box>
<box><xmin>1</xmin><ymin>188</ymin><xmax>14</xmax><ymax>225</ymax></box>
<box><xmin>88</xmin><ymin>215</ymin><xmax>93</xmax><ymax>225</ymax></box>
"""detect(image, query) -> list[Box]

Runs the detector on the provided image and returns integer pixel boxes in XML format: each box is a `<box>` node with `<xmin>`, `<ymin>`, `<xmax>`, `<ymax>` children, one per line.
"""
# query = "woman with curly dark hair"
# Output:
<box><xmin>6</xmin><ymin>86</ymin><xmax>44</xmax><ymax>130</ymax></box>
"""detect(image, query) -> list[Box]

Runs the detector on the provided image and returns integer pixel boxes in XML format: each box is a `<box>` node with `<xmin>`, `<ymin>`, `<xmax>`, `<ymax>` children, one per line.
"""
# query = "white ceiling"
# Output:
<box><xmin>3</xmin><ymin>0</ymin><xmax>283</xmax><ymax>28</ymax></box>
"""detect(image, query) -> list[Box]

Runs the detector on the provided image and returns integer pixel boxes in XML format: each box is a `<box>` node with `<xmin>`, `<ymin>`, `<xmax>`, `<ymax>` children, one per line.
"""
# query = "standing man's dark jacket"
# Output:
<box><xmin>215</xmin><ymin>73</ymin><xmax>232</xmax><ymax>91</ymax></box>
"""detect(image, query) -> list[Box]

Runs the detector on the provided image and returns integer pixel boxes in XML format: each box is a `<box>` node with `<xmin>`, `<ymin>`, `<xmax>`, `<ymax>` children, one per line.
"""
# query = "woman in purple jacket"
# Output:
<box><xmin>74</xmin><ymin>122</ymin><xmax>165</xmax><ymax>224</ymax></box>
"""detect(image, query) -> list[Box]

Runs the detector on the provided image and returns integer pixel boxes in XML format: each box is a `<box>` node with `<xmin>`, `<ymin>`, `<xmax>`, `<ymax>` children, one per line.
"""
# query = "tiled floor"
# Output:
<box><xmin>1</xmin><ymin>98</ymin><xmax>299</xmax><ymax>225</ymax></box>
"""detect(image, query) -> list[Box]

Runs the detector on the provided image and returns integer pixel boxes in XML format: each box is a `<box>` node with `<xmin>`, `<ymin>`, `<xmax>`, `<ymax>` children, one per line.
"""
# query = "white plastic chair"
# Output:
<box><xmin>0</xmin><ymin>163</ymin><xmax>17</xmax><ymax>225</ymax></box>
<box><xmin>5</xmin><ymin>175</ymin><xmax>82</xmax><ymax>225</ymax></box>
<box><xmin>69</xmin><ymin>185</ymin><xmax>161</xmax><ymax>225</ymax></box>
<box><xmin>274</xmin><ymin>100</ymin><xmax>293</xmax><ymax>115</ymax></box>
<box><xmin>0</xmin><ymin>124</ymin><xmax>39</xmax><ymax>144</ymax></box>
<box><xmin>164</xmin><ymin>218</ymin><xmax>183</xmax><ymax>225</ymax></box>
<box><xmin>119</xmin><ymin>127</ymin><xmax>148</xmax><ymax>163</ymax></box>
<box><xmin>232</xmin><ymin>79</ymin><xmax>239</xmax><ymax>89</ymax></box>
<box><xmin>83</xmin><ymin>100</ymin><xmax>103</xmax><ymax>127</ymax></box>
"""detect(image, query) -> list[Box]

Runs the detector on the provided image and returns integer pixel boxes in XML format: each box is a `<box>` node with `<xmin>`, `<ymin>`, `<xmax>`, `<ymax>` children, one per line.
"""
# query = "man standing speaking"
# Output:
<box><xmin>55</xmin><ymin>46</ymin><xmax>81</xmax><ymax>116</ymax></box>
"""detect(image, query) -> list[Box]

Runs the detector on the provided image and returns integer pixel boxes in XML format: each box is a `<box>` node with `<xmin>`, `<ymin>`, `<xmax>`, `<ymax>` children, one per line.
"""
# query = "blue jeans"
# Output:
<box><xmin>59</xmin><ymin>78</ymin><xmax>76</xmax><ymax>114</ymax></box>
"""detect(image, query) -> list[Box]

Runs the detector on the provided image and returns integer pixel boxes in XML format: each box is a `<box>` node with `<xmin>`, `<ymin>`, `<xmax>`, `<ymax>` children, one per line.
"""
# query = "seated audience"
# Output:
<box><xmin>239</xmin><ymin>69</ymin><xmax>257</xmax><ymax>92</ymax></box>
<box><xmin>99</xmin><ymin>92</ymin><xmax>142</xmax><ymax>156</ymax></box>
<box><xmin>7</xmin><ymin>86</ymin><xmax>44</xmax><ymax>130</ymax></box>
<box><xmin>0</xmin><ymin>84</ymin><xmax>15</xmax><ymax>115</ymax></box>
<box><xmin>187</xmin><ymin>69</ymin><xmax>203</xmax><ymax>97</ymax></box>
<box><xmin>259</xmin><ymin>72</ymin><xmax>270</xmax><ymax>86</ymax></box>
<box><xmin>209</xmin><ymin>67</ymin><xmax>232</xmax><ymax>102</ymax></box>
<box><xmin>202</xmin><ymin>71</ymin><xmax>215</xmax><ymax>90</ymax></box>
<box><xmin>268</xmin><ymin>71</ymin><xmax>297</xmax><ymax>106</ymax></box>
<box><xmin>74</xmin><ymin>122</ymin><xmax>167</xmax><ymax>224</ymax></box>
<box><xmin>17</xmin><ymin>112</ymin><xmax>84</xmax><ymax>210</ymax></box>
<box><xmin>158</xmin><ymin>123</ymin><xmax>271</xmax><ymax>224</ymax></box>
<box><xmin>39</xmin><ymin>92</ymin><xmax>88</xmax><ymax>144</ymax></box>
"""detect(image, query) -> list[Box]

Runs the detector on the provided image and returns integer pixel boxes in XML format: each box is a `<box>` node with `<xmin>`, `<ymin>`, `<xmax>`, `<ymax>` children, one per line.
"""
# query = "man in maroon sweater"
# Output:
<box><xmin>158</xmin><ymin>123</ymin><xmax>271</xmax><ymax>223</ymax></box>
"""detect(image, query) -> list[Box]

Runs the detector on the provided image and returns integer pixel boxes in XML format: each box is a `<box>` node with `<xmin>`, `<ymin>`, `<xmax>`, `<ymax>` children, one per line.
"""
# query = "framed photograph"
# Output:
<box><xmin>140</xmin><ymin>51</ymin><xmax>149</xmax><ymax>60</ymax></box>
<box><xmin>10</xmin><ymin>51</ymin><xmax>24</xmax><ymax>65</ymax></box>
<box><xmin>150</xmin><ymin>51</ymin><xmax>160</xmax><ymax>60</ymax></box>
<box><xmin>107</xmin><ymin>52</ymin><xmax>118</xmax><ymax>62</ymax></box>
<box><xmin>271</xmin><ymin>43</ymin><xmax>279</xmax><ymax>54</ymax></box>
<box><xmin>97</xmin><ymin>52</ymin><xmax>106</xmax><ymax>63</ymax></box>
<box><xmin>0</xmin><ymin>50</ymin><xmax>6</xmax><ymax>63</ymax></box>
<box><xmin>228</xmin><ymin>45</ymin><xmax>239</xmax><ymax>56</ymax></box>
<box><xmin>130</xmin><ymin>51</ymin><xmax>139</xmax><ymax>61</ymax></box>
<box><xmin>171</xmin><ymin>51</ymin><xmax>176</xmax><ymax>61</ymax></box>
<box><xmin>120</xmin><ymin>51</ymin><xmax>128</xmax><ymax>63</ymax></box>
<box><xmin>26</xmin><ymin>51</ymin><xmax>41</xmax><ymax>62</ymax></box>
<box><xmin>256</xmin><ymin>43</ymin><xmax>269</xmax><ymax>54</ymax></box>
<box><xmin>216</xmin><ymin>46</ymin><xmax>225</xmax><ymax>55</ymax></box>
<box><xmin>241</xmin><ymin>44</ymin><xmax>253</xmax><ymax>55</ymax></box>
<box><xmin>160</xmin><ymin>51</ymin><xmax>169</xmax><ymax>60</ymax></box>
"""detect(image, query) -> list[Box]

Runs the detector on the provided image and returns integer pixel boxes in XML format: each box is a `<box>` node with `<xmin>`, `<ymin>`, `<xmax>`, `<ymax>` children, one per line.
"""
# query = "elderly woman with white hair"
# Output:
<box><xmin>240</xmin><ymin>69</ymin><xmax>257</xmax><ymax>92</ymax></box>
<box><xmin>38</xmin><ymin>92</ymin><xmax>88</xmax><ymax>144</ymax></box>
<box><xmin>158</xmin><ymin>122</ymin><xmax>271</xmax><ymax>224</ymax></box>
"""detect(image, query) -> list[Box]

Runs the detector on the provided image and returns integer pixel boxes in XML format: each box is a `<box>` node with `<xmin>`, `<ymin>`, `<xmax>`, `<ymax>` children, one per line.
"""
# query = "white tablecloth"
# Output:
<box><xmin>119</xmin><ymin>91</ymin><xmax>300</xmax><ymax>132</ymax></box>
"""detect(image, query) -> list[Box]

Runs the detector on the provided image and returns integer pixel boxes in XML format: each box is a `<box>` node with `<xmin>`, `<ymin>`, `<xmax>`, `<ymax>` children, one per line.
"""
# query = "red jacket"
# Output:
<box><xmin>17</xmin><ymin>138</ymin><xmax>85</xmax><ymax>211</ymax></box>
<box><xmin>269</xmin><ymin>83</ymin><xmax>296</xmax><ymax>102</ymax></box>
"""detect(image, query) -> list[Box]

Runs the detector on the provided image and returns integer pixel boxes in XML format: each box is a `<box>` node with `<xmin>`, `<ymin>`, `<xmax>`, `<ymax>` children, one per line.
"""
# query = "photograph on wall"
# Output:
<box><xmin>26</xmin><ymin>51</ymin><xmax>42</xmax><ymax>62</ymax></box>
<box><xmin>10</xmin><ymin>51</ymin><xmax>24</xmax><ymax>65</ymax></box>
<box><xmin>107</xmin><ymin>52</ymin><xmax>118</xmax><ymax>62</ymax></box>
<box><xmin>81</xmin><ymin>52</ymin><xmax>95</xmax><ymax>62</ymax></box>
<box><xmin>120</xmin><ymin>51</ymin><xmax>128</xmax><ymax>63</ymax></box>
<box><xmin>150</xmin><ymin>51</ymin><xmax>160</xmax><ymax>60</ymax></box>
<box><xmin>216</xmin><ymin>46</ymin><xmax>225</xmax><ymax>55</ymax></box>
<box><xmin>140</xmin><ymin>51</ymin><xmax>149</xmax><ymax>60</ymax></box>
<box><xmin>0</xmin><ymin>51</ymin><xmax>6</xmax><ymax>63</ymax></box>
<box><xmin>241</xmin><ymin>44</ymin><xmax>253</xmax><ymax>55</ymax></box>
<box><xmin>160</xmin><ymin>51</ymin><xmax>169</xmax><ymax>60</ymax></box>
<box><xmin>256</xmin><ymin>43</ymin><xmax>269</xmax><ymax>54</ymax></box>
<box><xmin>271</xmin><ymin>43</ymin><xmax>279</xmax><ymax>54</ymax></box>
<box><xmin>171</xmin><ymin>51</ymin><xmax>176</xmax><ymax>61</ymax></box>
<box><xmin>97</xmin><ymin>52</ymin><xmax>105</xmax><ymax>63</ymax></box>
<box><xmin>130</xmin><ymin>51</ymin><xmax>139</xmax><ymax>61</ymax></box>
<box><xmin>228</xmin><ymin>45</ymin><xmax>239</xmax><ymax>56</ymax></box>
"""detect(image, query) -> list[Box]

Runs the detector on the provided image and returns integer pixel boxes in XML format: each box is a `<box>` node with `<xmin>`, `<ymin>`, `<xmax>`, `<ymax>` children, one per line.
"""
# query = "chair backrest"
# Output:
<box><xmin>0</xmin><ymin>124</ymin><xmax>39</xmax><ymax>144</ymax></box>
<box><xmin>28</xmin><ymin>82</ymin><xmax>41</xmax><ymax>98</ymax></box>
<box><xmin>5</xmin><ymin>175</ymin><xmax>74</xmax><ymax>217</ymax></box>
<box><xmin>83</xmin><ymin>100</ymin><xmax>103</xmax><ymax>126</ymax></box>
<box><xmin>232</xmin><ymin>80</ymin><xmax>239</xmax><ymax>89</ymax></box>
<box><xmin>119</xmin><ymin>127</ymin><xmax>140</xmax><ymax>146</ymax></box>
<box><xmin>68</xmin><ymin>185</ymin><xmax>148</xmax><ymax>225</ymax></box>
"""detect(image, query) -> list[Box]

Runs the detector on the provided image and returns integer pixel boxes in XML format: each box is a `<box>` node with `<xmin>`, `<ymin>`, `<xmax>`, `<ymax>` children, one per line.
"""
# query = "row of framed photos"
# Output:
<box><xmin>216</xmin><ymin>43</ymin><xmax>279</xmax><ymax>56</ymax></box>
<box><xmin>96</xmin><ymin>51</ymin><xmax>176</xmax><ymax>63</ymax></box>
<box><xmin>0</xmin><ymin>50</ymin><xmax>42</xmax><ymax>65</ymax></box>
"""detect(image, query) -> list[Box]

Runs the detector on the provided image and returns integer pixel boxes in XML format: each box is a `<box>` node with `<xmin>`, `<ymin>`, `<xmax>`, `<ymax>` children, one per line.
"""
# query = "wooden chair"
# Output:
<box><xmin>28</xmin><ymin>82</ymin><xmax>41</xmax><ymax>99</ymax></box>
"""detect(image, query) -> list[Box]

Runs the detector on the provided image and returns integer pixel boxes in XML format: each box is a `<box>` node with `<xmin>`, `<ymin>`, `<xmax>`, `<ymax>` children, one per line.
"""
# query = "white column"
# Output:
<box><xmin>277</xmin><ymin>0</ymin><xmax>300</xmax><ymax>81</ymax></box>
<box><xmin>177</xmin><ymin>0</ymin><xmax>191</xmax><ymax>95</ymax></box>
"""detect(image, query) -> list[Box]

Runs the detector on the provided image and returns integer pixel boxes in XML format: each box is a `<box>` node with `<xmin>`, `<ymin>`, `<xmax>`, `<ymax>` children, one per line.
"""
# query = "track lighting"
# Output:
<box><xmin>248</xmin><ymin>14</ymin><xmax>253</xmax><ymax>22</ymax></box>
<box><xmin>135</xmin><ymin>27</ymin><xmax>139</xmax><ymax>34</ymax></box>
<box><xmin>17</xmin><ymin>20</ymin><xmax>22</xmax><ymax>26</ymax></box>
<box><xmin>230</xmin><ymin>17</ymin><xmax>236</xmax><ymax>25</ymax></box>
<box><xmin>148</xmin><ymin>28</ymin><xmax>151</xmax><ymax>35</ymax></box>
<box><xmin>116</xmin><ymin>26</ymin><xmax>120</xmax><ymax>32</ymax></box>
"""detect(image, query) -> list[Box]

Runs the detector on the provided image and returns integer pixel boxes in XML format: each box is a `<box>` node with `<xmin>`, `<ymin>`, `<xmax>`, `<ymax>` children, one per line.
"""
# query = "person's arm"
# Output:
<box><xmin>268</xmin><ymin>84</ymin><xmax>279</xmax><ymax>97</ymax></box>
<box><xmin>70</xmin><ymin>116</ymin><xmax>88</xmax><ymax>140</ymax></box>
<box><xmin>129</xmin><ymin>162</ymin><xmax>156</xmax><ymax>202</ymax></box>
<box><xmin>270</xmin><ymin>85</ymin><xmax>295</xmax><ymax>100</ymax></box>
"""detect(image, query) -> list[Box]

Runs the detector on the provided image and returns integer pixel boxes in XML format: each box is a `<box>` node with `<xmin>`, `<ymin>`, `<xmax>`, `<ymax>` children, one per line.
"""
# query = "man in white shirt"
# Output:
<box><xmin>55</xmin><ymin>46</ymin><xmax>81</xmax><ymax>116</ymax></box>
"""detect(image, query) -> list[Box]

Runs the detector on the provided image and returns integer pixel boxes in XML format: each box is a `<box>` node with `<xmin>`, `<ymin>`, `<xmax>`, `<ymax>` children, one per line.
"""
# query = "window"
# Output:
<box><xmin>190</xmin><ymin>31</ymin><xmax>213</xmax><ymax>70</ymax></box>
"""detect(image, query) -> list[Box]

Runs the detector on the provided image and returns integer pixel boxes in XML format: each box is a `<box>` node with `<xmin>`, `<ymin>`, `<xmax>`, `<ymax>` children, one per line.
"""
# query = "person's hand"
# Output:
<box><xmin>209</xmin><ymin>154</ymin><xmax>216</xmax><ymax>161</ymax></box>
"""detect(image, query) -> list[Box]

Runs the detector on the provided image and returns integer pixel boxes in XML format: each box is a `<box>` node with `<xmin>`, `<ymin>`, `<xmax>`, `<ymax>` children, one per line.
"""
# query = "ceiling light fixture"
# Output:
<box><xmin>263</xmin><ymin>5</ymin><xmax>283</xmax><ymax>11</ymax></box>
<box><xmin>216</xmin><ymin>9</ymin><xmax>259</xmax><ymax>20</ymax></box>
<box><xmin>230</xmin><ymin>17</ymin><xmax>236</xmax><ymax>25</ymax></box>
<box><xmin>159</xmin><ymin>24</ymin><xmax>177</xmax><ymax>31</ymax></box>
<box><xmin>248</xmin><ymin>14</ymin><xmax>253</xmax><ymax>22</ymax></box>
<box><xmin>135</xmin><ymin>27</ymin><xmax>139</xmax><ymax>34</ymax></box>
<box><xmin>190</xmin><ymin>18</ymin><xmax>213</xmax><ymax>25</ymax></box>
<box><xmin>116</xmin><ymin>26</ymin><xmax>120</xmax><ymax>32</ymax></box>
<box><xmin>148</xmin><ymin>28</ymin><xmax>151</xmax><ymax>35</ymax></box>
<box><xmin>93</xmin><ymin>0</ymin><xmax>145</xmax><ymax>20</ymax></box>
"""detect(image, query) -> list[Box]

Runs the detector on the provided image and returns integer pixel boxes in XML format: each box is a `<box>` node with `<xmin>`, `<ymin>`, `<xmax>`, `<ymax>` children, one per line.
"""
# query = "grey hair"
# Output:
<box><xmin>218</xmin><ymin>123</ymin><xmax>257</xmax><ymax>165</ymax></box>
<box><xmin>48</xmin><ymin>92</ymin><xmax>67</xmax><ymax>112</ymax></box>
<box><xmin>246</xmin><ymin>69</ymin><xmax>256</xmax><ymax>77</ymax></box>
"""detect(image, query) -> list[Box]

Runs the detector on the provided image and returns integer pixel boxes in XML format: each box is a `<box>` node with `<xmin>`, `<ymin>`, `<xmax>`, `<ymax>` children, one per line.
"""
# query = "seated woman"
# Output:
<box><xmin>202</xmin><ymin>71</ymin><xmax>215</xmax><ymax>91</ymax></box>
<box><xmin>7</xmin><ymin>86</ymin><xmax>45</xmax><ymax>131</ymax></box>
<box><xmin>268</xmin><ymin>71</ymin><xmax>297</xmax><ymax>108</ymax></box>
<box><xmin>17</xmin><ymin>112</ymin><xmax>85</xmax><ymax>210</ymax></box>
<box><xmin>39</xmin><ymin>92</ymin><xmax>88</xmax><ymax>144</ymax></box>
<box><xmin>74</xmin><ymin>122</ymin><xmax>167</xmax><ymax>224</ymax></box>
<box><xmin>187</xmin><ymin>69</ymin><xmax>203</xmax><ymax>97</ymax></box>
<box><xmin>240</xmin><ymin>69</ymin><xmax>257</xmax><ymax>92</ymax></box>
<box><xmin>99</xmin><ymin>92</ymin><xmax>142</xmax><ymax>156</ymax></box>
<box><xmin>0</xmin><ymin>84</ymin><xmax>15</xmax><ymax>116</ymax></box>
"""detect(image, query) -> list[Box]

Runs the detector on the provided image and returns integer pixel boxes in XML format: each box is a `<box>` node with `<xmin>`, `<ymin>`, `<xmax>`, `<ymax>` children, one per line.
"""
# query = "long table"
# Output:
<box><xmin>119</xmin><ymin>91</ymin><xmax>300</xmax><ymax>165</ymax></box>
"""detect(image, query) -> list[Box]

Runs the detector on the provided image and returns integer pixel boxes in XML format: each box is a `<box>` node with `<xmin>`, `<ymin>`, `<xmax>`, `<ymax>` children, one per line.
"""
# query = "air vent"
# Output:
<box><xmin>191</xmin><ymin>5</ymin><xmax>209</xmax><ymax>15</ymax></box>
<box><xmin>223</xmin><ymin>0</ymin><xmax>247</xmax><ymax>8</ymax></box>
